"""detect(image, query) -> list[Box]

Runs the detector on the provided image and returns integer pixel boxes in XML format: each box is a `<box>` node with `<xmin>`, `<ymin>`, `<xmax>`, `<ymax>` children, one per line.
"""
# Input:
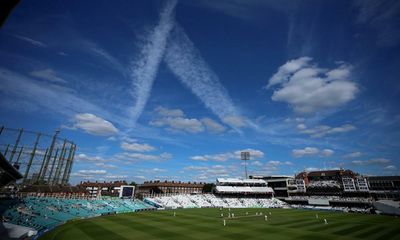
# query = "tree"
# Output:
<box><xmin>202</xmin><ymin>183</ymin><xmax>215</xmax><ymax>193</ymax></box>
<box><xmin>129</xmin><ymin>181</ymin><xmax>137</xmax><ymax>186</ymax></box>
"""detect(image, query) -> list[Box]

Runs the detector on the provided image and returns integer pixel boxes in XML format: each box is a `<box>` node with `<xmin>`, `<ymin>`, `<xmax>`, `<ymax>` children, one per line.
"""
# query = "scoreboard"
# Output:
<box><xmin>119</xmin><ymin>185</ymin><xmax>135</xmax><ymax>199</ymax></box>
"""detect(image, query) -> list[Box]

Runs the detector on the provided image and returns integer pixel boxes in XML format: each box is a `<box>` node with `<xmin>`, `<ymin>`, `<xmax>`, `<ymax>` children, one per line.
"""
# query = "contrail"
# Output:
<box><xmin>164</xmin><ymin>25</ymin><xmax>243</xmax><ymax>130</ymax></box>
<box><xmin>129</xmin><ymin>0</ymin><xmax>178</xmax><ymax>126</ymax></box>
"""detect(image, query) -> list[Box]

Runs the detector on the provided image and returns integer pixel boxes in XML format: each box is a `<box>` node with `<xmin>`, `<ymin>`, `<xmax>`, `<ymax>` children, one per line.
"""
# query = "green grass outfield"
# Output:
<box><xmin>40</xmin><ymin>208</ymin><xmax>400</xmax><ymax>240</ymax></box>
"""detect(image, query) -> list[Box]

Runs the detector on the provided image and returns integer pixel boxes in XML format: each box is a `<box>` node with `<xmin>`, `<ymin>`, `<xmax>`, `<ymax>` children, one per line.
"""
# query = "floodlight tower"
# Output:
<box><xmin>241</xmin><ymin>151</ymin><xmax>250</xmax><ymax>179</ymax></box>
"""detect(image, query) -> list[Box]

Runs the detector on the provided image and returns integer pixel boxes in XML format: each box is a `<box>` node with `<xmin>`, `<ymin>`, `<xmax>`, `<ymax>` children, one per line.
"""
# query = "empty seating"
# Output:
<box><xmin>145</xmin><ymin>194</ymin><xmax>286</xmax><ymax>209</ymax></box>
<box><xmin>0</xmin><ymin>197</ymin><xmax>155</xmax><ymax>231</ymax></box>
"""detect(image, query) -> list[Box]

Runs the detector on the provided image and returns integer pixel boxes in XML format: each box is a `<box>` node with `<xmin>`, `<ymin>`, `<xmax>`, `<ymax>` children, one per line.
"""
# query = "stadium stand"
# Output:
<box><xmin>137</xmin><ymin>180</ymin><xmax>204</xmax><ymax>197</ymax></box>
<box><xmin>367</xmin><ymin>176</ymin><xmax>400</xmax><ymax>199</ymax></box>
<box><xmin>143</xmin><ymin>178</ymin><xmax>283</xmax><ymax>209</ymax></box>
<box><xmin>0</xmin><ymin>196</ymin><xmax>155</xmax><ymax>232</ymax></box>
<box><xmin>250</xmin><ymin>175</ymin><xmax>293</xmax><ymax>197</ymax></box>
<box><xmin>215</xmin><ymin>178</ymin><xmax>274</xmax><ymax>196</ymax></box>
<box><xmin>2</xmin><ymin>170</ymin><xmax>400</xmax><ymax>239</ymax></box>
<box><xmin>288</xmin><ymin>169</ymin><xmax>372</xmax><ymax>200</ymax></box>
<box><xmin>145</xmin><ymin>194</ymin><xmax>285</xmax><ymax>209</ymax></box>
<box><xmin>373</xmin><ymin>200</ymin><xmax>400</xmax><ymax>215</ymax></box>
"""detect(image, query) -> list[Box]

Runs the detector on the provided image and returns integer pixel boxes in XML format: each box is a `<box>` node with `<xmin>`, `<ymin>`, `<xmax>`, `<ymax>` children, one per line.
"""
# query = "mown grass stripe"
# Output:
<box><xmin>306</xmin><ymin>222</ymin><xmax>345</xmax><ymax>232</ymax></box>
<box><xmin>76</xmin><ymin>219</ymin><xmax>128</xmax><ymax>240</ymax></box>
<box><xmin>354</xmin><ymin>225</ymin><xmax>386</xmax><ymax>238</ymax></box>
<box><xmin>372</xmin><ymin>226</ymin><xmax>400</xmax><ymax>240</ymax></box>
<box><xmin>39</xmin><ymin>208</ymin><xmax>400</xmax><ymax>240</ymax></box>
<box><xmin>101</xmin><ymin>212</ymin><xmax>198</xmax><ymax>240</ymax></box>
<box><xmin>332</xmin><ymin>224</ymin><xmax>366</xmax><ymax>235</ymax></box>
<box><xmin>269</xmin><ymin>218</ymin><xmax>309</xmax><ymax>226</ymax></box>
<box><xmin>283</xmin><ymin>219</ymin><xmax>322</xmax><ymax>229</ymax></box>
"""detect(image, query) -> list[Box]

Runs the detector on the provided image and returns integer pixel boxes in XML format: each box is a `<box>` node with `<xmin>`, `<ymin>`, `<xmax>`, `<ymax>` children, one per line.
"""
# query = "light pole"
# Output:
<box><xmin>241</xmin><ymin>151</ymin><xmax>250</xmax><ymax>179</ymax></box>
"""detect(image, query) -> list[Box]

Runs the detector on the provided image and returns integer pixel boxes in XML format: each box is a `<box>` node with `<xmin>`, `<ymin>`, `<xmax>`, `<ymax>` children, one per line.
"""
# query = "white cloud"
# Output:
<box><xmin>297</xmin><ymin>123</ymin><xmax>307</xmax><ymax>130</ymax></box>
<box><xmin>292</xmin><ymin>147</ymin><xmax>319</xmax><ymax>158</ymax></box>
<box><xmin>202</xmin><ymin>165</ymin><xmax>230</xmax><ymax>176</ymax></box>
<box><xmin>155</xmin><ymin>106</ymin><xmax>184</xmax><ymax>117</ymax></box>
<box><xmin>104</xmin><ymin>175</ymin><xmax>128</xmax><ymax>179</ymax></box>
<box><xmin>191</xmin><ymin>152</ymin><xmax>233</xmax><ymax>162</ymax></box>
<box><xmin>267</xmin><ymin>57</ymin><xmax>312</xmax><ymax>88</ymax></box>
<box><xmin>94</xmin><ymin>163</ymin><xmax>118</xmax><ymax>169</ymax></box>
<box><xmin>201</xmin><ymin>117</ymin><xmax>226</xmax><ymax>133</ymax></box>
<box><xmin>129</xmin><ymin>0</ymin><xmax>178</xmax><ymax>125</ymax></box>
<box><xmin>292</xmin><ymin>147</ymin><xmax>334</xmax><ymax>158</ymax></box>
<box><xmin>164</xmin><ymin>24</ymin><xmax>244</xmax><ymax>130</ymax></box>
<box><xmin>352</xmin><ymin>158</ymin><xmax>391</xmax><ymax>166</ymax></box>
<box><xmin>260</xmin><ymin>160</ymin><xmax>293</xmax><ymax>172</ymax></box>
<box><xmin>139</xmin><ymin>168</ymin><xmax>167</xmax><ymax>174</ymax></box>
<box><xmin>75</xmin><ymin>153</ymin><xmax>118</xmax><ymax>164</ymax></box>
<box><xmin>30</xmin><ymin>69</ymin><xmax>67</xmax><ymax>84</ymax></box>
<box><xmin>117</xmin><ymin>152</ymin><xmax>172</xmax><ymax>162</ymax></box>
<box><xmin>251</xmin><ymin>161</ymin><xmax>263</xmax><ymax>166</ymax></box>
<box><xmin>321</xmin><ymin>149</ymin><xmax>334</xmax><ymax>157</ymax></box>
<box><xmin>150</xmin><ymin>116</ymin><xmax>204</xmax><ymax>133</ymax></box>
<box><xmin>107</xmin><ymin>136</ymin><xmax>117</xmax><ymax>141</ymax></box>
<box><xmin>76</xmin><ymin>153</ymin><xmax>103</xmax><ymax>162</ymax></box>
<box><xmin>71</xmin><ymin>169</ymin><xmax>107</xmax><ymax>179</ymax></box>
<box><xmin>285</xmin><ymin>117</ymin><xmax>305</xmax><ymax>123</ymax></box>
<box><xmin>267</xmin><ymin>57</ymin><xmax>358</xmax><ymax>113</ymax></box>
<box><xmin>190</xmin><ymin>156</ymin><xmax>209</xmax><ymax>161</ymax></box>
<box><xmin>183</xmin><ymin>166</ymin><xmax>209</xmax><ymax>171</ymax></box>
<box><xmin>266</xmin><ymin>161</ymin><xmax>292</xmax><ymax>167</ymax></box>
<box><xmin>222</xmin><ymin>116</ymin><xmax>246</xmax><ymax>128</ymax></box>
<box><xmin>151</xmin><ymin>107</ymin><xmax>228</xmax><ymax>134</ymax></box>
<box><xmin>77</xmin><ymin>170</ymin><xmax>107</xmax><ymax>174</ymax></box>
<box><xmin>71</xmin><ymin>113</ymin><xmax>118</xmax><ymax>136</ymax></box>
<box><xmin>297</xmin><ymin>123</ymin><xmax>356</xmax><ymax>138</ymax></box>
<box><xmin>121</xmin><ymin>142</ymin><xmax>156</xmax><ymax>152</ymax></box>
<box><xmin>191</xmin><ymin>148</ymin><xmax>264</xmax><ymax>162</ymax></box>
<box><xmin>233</xmin><ymin>149</ymin><xmax>265</xmax><ymax>159</ymax></box>
<box><xmin>384</xmin><ymin>165</ymin><xmax>397</xmax><ymax>170</ymax></box>
<box><xmin>343</xmin><ymin>151</ymin><xmax>362</xmax><ymax>158</ymax></box>
<box><xmin>120</xmin><ymin>136</ymin><xmax>138</xmax><ymax>143</ymax></box>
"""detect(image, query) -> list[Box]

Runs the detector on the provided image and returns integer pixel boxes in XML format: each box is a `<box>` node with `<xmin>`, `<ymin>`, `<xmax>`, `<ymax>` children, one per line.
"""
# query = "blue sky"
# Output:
<box><xmin>0</xmin><ymin>0</ymin><xmax>399</xmax><ymax>184</ymax></box>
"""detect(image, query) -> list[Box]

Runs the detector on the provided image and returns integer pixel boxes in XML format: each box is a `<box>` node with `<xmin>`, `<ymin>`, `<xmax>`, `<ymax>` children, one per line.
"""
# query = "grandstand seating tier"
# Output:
<box><xmin>145</xmin><ymin>194</ymin><xmax>286</xmax><ymax>209</ymax></box>
<box><xmin>0</xmin><ymin>197</ymin><xmax>155</xmax><ymax>231</ymax></box>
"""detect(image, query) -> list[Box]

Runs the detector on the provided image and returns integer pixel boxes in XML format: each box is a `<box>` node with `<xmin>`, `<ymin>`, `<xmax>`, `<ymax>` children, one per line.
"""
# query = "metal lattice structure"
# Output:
<box><xmin>241</xmin><ymin>151</ymin><xmax>250</xmax><ymax>179</ymax></box>
<box><xmin>0</xmin><ymin>126</ymin><xmax>76</xmax><ymax>185</ymax></box>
